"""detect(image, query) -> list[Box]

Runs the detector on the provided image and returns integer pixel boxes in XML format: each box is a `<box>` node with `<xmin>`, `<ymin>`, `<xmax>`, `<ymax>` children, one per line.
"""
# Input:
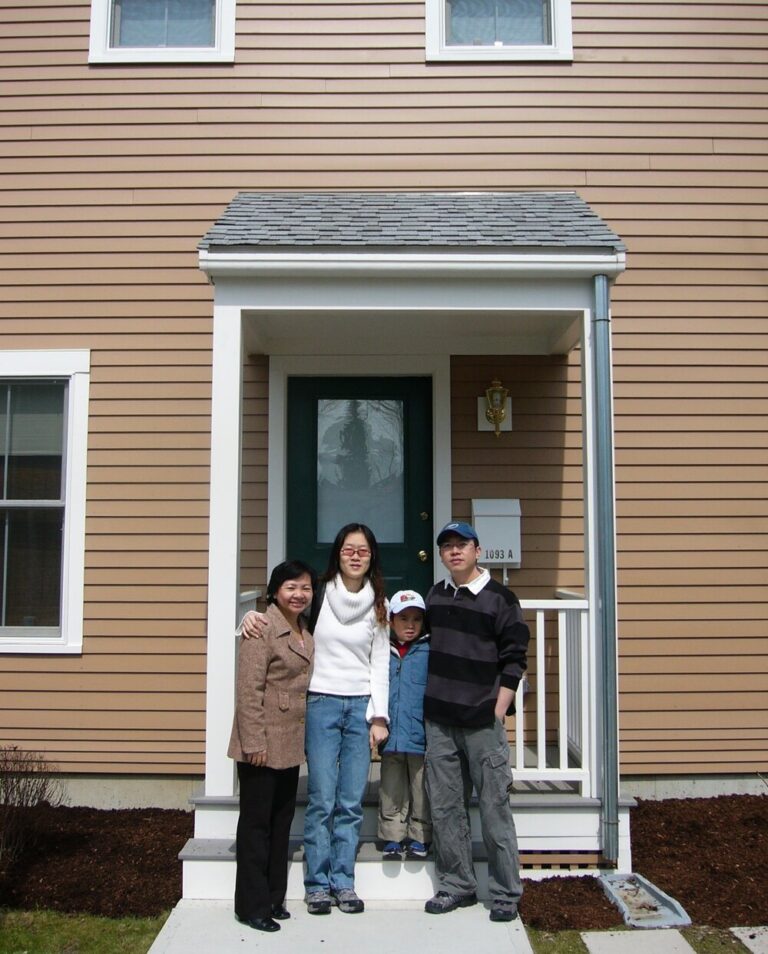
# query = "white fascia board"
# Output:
<box><xmin>199</xmin><ymin>249</ymin><xmax>627</xmax><ymax>282</ymax></box>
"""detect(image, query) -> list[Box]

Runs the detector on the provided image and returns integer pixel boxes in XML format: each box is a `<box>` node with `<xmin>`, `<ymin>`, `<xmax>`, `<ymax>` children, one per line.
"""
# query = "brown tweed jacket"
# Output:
<box><xmin>227</xmin><ymin>602</ymin><xmax>314</xmax><ymax>770</ymax></box>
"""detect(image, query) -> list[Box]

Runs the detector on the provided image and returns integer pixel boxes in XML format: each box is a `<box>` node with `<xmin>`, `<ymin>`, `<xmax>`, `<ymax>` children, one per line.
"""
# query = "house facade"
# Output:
<box><xmin>1</xmin><ymin>0</ymin><xmax>766</xmax><ymax>891</ymax></box>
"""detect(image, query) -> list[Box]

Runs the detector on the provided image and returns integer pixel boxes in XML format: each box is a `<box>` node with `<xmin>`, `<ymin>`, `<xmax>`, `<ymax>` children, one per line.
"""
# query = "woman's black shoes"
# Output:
<box><xmin>271</xmin><ymin>904</ymin><xmax>291</xmax><ymax>920</ymax></box>
<box><xmin>236</xmin><ymin>914</ymin><xmax>281</xmax><ymax>932</ymax></box>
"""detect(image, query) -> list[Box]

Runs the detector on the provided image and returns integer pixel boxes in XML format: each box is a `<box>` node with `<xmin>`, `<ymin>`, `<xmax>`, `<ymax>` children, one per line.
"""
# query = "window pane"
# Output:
<box><xmin>6</xmin><ymin>383</ymin><xmax>64</xmax><ymax>501</ymax></box>
<box><xmin>446</xmin><ymin>0</ymin><xmax>551</xmax><ymax>45</ymax></box>
<box><xmin>4</xmin><ymin>509</ymin><xmax>63</xmax><ymax>627</ymax></box>
<box><xmin>111</xmin><ymin>0</ymin><xmax>216</xmax><ymax>48</ymax></box>
<box><xmin>317</xmin><ymin>399</ymin><xmax>404</xmax><ymax>544</ymax></box>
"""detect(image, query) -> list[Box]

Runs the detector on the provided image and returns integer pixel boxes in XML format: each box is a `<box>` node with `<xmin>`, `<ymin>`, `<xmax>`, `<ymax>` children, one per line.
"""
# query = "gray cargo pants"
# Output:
<box><xmin>424</xmin><ymin>718</ymin><xmax>522</xmax><ymax>903</ymax></box>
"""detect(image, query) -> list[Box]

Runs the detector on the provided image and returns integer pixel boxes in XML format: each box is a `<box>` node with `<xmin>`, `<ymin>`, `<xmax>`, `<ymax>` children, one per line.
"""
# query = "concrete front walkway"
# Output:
<box><xmin>148</xmin><ymin>899</ymin><xmax>535</xmax><ymax>954</ymax></box>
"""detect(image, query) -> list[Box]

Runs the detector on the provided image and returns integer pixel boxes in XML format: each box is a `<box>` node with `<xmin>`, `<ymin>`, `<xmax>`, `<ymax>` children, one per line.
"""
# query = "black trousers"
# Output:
<box><xmin>235</xmin><ymin>761</ymin><xmax>300</xmax><ymax>919</ymax></box>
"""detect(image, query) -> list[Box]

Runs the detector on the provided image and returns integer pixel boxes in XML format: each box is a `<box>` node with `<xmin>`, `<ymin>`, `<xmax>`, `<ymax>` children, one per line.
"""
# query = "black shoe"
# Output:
<box><xmin>237</xmin><ymin>915</ymin><xmax>281</xmax><ymax>932</ymax></box>
<box><xmin>424</xmin><ymin>891</ymin><xmax>478</xmax><ymax>914</ymax></box>
<box><xmin>489</xmin><ymin>900</ymin><xmax>519</xmax><ymax>922</ymax></box>
<box><xmin>271</xmin><ymin>903</ymin><xmax>291</xmax><ymax>920</ymax></box>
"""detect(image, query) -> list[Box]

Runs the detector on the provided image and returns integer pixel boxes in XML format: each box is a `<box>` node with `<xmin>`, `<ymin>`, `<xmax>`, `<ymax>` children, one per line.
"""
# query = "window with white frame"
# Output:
<box><xmin>426</xmin><ymin>0</ymin><xmax>572</xmax><ymax>61</ymax></box>
<box><xmin>89</xmin><ymin>0</ymin><xmax>236</xmax><ymax>64</ymax></box>
<box><xmin>0</xmin><ymin>352</ymin><xmax>89</xmax><ymax>654</ymax></box>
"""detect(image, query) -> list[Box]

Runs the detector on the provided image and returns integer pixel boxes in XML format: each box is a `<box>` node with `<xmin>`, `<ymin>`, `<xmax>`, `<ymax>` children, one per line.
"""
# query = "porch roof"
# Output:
<box><xmin>199</xmin><ymin>191</ymin><xmax>625</xmax><ymax>253</ymax></box>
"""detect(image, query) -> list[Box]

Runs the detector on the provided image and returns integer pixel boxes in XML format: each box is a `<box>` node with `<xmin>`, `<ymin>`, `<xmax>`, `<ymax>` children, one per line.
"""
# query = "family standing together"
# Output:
<box><xmin>227</xmin><ymin>519</ymin><xmax>530</xmax><ymax>933</ymax></box>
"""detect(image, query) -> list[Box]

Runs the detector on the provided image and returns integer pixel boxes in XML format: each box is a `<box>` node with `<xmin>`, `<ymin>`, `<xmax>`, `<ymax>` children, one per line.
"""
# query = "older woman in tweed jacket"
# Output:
<box><xmin>228</xmin><ymin>560</ymin><xmax>316</xmax><ymax>933</ymax></box>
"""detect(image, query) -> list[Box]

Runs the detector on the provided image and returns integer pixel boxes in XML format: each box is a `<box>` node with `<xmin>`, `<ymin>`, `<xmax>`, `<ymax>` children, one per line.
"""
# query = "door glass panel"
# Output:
<box><xmin>317</xmin><ymin>399</ymin><xmax>404</xmax><ymax>544</ymax></box>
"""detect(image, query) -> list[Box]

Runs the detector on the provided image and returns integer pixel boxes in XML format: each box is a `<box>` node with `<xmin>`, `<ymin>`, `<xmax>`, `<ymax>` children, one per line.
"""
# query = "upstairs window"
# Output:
<box><xmin>89</xmin><ymin>0</ymin><xmax>236</xmax><ymax>63</ymax></box>
<box><xmin>426</xmin><ymin>0</ymin><xmax>572</xmax><ymax>61</ymax></box>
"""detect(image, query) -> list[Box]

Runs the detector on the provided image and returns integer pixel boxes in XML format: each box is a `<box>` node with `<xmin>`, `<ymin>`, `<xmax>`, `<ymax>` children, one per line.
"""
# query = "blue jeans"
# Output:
<box><xmin>303</xmin><ymin>693</ymin><xmax>371</xmax><ymax>892</ymax></box>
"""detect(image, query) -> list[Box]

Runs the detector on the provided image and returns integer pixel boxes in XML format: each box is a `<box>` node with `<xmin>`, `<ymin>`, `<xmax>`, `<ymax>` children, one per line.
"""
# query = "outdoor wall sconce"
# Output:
<box><xmin>477</xmin><ymin>378</ymin><xmax>512</xmax><ymax>437</ymax></box>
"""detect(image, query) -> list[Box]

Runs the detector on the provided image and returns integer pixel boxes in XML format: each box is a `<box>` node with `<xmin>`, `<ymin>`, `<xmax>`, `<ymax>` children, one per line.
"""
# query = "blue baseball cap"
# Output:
<box><xmin>436</xmin><ymin>521</ymin><xmax>479</xmax><ymax>546</ymax></box>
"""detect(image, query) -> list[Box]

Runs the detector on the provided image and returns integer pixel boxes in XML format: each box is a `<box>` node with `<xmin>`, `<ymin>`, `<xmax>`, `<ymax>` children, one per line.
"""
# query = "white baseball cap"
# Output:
<box><xmin>389</xmin><ymin>589</ymin><xmax>426</xmax><ymax>615</ymax></box>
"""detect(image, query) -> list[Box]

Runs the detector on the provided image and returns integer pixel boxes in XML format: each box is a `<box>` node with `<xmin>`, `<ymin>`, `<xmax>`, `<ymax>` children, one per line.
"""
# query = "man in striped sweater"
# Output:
<box><xmin>423</xmin><ymin>521</ymin><xmax>529</xmax><ymax>923</ymax></box>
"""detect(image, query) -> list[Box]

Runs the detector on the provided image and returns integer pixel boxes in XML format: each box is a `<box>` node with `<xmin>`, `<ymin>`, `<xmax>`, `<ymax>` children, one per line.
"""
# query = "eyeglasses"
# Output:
<box><xmin>439</xmin><ymin>539</ymin><xmax>475</xmax><ymax>552</ymax></box>
<box><xmin>340</xmin><ymin>546</ymin><xmax>371</xmax><ymax>558</ymax></box>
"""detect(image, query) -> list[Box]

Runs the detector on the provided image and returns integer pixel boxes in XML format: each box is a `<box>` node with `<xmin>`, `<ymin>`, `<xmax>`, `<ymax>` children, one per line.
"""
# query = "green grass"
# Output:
<box><xmin>528</xmin><ymin>928</ymin><xmax>592</xmax><ymax>954</ymax></box>
<box><xmin>683</xmin><ymin>927</ymin><xmax>753</xmax><ymax>954</ymax></box>
<box><xmin>0</xmin><ymin>909</ymin><xmax>169</xmax><ymax>954</ymax></box>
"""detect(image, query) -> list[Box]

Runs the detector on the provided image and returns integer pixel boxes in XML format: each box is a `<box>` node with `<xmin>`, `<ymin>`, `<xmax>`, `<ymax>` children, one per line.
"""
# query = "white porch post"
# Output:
<box><xmin>204</xmin><ymin>304</ymin><xmax>243</xmax><ymax>797</ymax></box>
<box><xmin>581</xmin><ymin>309</ymin><xmax>601</xmax><ymax>800</ymax></box>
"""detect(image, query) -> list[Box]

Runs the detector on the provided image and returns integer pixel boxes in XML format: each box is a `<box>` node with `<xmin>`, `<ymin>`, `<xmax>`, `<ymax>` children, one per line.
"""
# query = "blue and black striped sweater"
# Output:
<box><xmin>424</xmin><ymin>575</ymin><xmax>530</xmax><ymax>728</ymax></box>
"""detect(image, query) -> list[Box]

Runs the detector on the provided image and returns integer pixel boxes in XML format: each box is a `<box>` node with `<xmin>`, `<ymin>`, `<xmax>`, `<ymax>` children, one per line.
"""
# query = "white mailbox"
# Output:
<box><xmin>472</xmin><ymin>499</ymin><xmax>521</xmax><ymax>568</ymax></box>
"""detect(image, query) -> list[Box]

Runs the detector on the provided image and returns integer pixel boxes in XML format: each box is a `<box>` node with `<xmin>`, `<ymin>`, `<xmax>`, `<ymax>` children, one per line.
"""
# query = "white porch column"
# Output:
<box><xmin>204</xmin><ymin>304</ymin><xmax>243</xmax><ymax>797</ymax></box>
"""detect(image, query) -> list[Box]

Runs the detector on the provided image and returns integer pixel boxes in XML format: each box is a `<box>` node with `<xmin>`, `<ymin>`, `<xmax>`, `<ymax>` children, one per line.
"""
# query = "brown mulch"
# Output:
<box><xmin>0</xmin><ymin>794</ymin><xmax>766</xmax><ymax>930</ymax></box>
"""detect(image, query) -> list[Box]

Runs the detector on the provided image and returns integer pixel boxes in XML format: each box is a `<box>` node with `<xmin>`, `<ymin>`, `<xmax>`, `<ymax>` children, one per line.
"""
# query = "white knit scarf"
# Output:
<box><xmin>324</xmin><ymin>574</ymin><xmax>375</xmax><ymax>625</ymax></box>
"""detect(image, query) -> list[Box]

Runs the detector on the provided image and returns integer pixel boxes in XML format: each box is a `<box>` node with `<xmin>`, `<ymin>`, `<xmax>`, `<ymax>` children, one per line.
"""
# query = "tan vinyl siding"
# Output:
<box><xmin>0</xmin><ymin>0</ymin><xmax>765</xmax><ymax>777</ymax></box>
<box><xmin>240</xmin><ymin>355</ymin><xmax>270</xmax><ymax>599</ymax></box>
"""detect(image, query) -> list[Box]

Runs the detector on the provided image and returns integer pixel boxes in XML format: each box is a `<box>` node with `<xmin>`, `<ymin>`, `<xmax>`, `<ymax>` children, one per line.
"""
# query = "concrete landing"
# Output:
<box><xmin>148</xmin><ymin>899</ymin><xmax>534</xmax><ymax>954</ymax></box>
<box><xmin>731</xmin><ymin>927</ymin><xmax>768</xmax><ymax>954</ymax></box>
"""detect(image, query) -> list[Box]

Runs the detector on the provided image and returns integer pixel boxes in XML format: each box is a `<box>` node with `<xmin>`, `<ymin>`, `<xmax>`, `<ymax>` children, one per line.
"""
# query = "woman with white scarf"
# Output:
<box><xmin>301</xmin><ymin>523</ymin><xmax>389</xmax><ymax>915</ymax></box>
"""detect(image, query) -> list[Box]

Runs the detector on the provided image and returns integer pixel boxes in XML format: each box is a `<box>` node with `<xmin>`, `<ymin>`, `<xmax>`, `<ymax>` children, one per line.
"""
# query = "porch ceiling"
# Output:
<box><xmin>242</xmin><ymin>306</ymin><xmax>584</xmax><ymax>356</ymax></box>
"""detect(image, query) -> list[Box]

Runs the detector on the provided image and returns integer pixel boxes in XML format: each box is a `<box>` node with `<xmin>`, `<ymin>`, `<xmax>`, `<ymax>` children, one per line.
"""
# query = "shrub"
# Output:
<box><xmin>0</xmin><ymin>745</ymin><xmax>64</xmax><ymax>873</ymax></box>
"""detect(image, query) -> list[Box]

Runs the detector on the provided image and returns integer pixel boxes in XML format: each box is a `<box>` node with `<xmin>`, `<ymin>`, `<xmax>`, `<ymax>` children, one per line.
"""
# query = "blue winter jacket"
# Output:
<box><xmin>381</xmin><ymin>634</ymin><xmax>430</xmax><ymax>756</ymax></box>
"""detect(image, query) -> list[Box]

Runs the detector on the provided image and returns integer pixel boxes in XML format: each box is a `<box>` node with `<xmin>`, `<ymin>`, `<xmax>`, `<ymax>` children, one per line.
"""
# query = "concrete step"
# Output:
<box><xmin>183</xmin><ymin>766</ymin><xmax>634</xmax><ymax>900</ymax></box>
<box><xmin>182</xmin><ymin>837</ymin><xmax>490</xmax><ymax>901</ymax></box>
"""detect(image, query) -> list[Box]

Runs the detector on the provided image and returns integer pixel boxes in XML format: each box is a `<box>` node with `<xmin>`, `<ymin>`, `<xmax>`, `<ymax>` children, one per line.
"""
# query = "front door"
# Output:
<box><xmin>286</xmin><ymin>376</ymin><xmax>433</xmax><ymax>596</ymax></box>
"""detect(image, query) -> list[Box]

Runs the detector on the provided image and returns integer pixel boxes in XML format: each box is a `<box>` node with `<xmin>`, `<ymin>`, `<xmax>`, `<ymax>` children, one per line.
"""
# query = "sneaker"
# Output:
<box><xmin>424</xmin><ymin>890</ymin><xmax>478</xmax><ymax>914</ymax></box>
<box><xmin>305</xmin><ymin>889</ymin><xmax>332</xmax><ymax>915</ymax></box>
<box><xmin>382</xmin><ymin>841</ymin><xmax>403</xmax><ymax>860</ymax></box>
<box><xmin>489</xmin><ymin>899</ymin><xmax>519</xmax><ymax>922</ymax></box>
<box><xmin>405</xmin><ymin>840</ymin><xmax>428</xmax><ymax>859</ymax></box>
<box><xmin>332</xmin><ymin>887</ymin><xmax>365</xmax><ymax>914</ymax></box>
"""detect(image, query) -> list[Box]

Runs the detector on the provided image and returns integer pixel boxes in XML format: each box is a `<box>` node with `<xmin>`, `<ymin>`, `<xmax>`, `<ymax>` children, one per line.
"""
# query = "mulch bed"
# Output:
<box><xmin>0</xmin><ymin>794</ymin><xmax>766</xmax><ymax>930</ymax></box>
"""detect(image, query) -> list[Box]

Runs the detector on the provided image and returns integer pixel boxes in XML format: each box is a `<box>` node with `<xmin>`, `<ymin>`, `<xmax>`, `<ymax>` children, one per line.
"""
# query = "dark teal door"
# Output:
<box><xmin>286</xmin><ymin>376</ymin><xmax>433</xmax><ymax>596</ymax></box>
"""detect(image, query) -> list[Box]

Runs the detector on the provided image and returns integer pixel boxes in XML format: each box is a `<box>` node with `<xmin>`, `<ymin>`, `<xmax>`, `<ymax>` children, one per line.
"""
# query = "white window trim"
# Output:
<box><xmin>0</xmin><ymin>350</ymin><xmax>90</xmax><ymax>655</ymax></box>
<box><xmin>425</xmin><ymin>0</ymin><xmax>573</xmax><ymax>61</ymax></box>
<box><xmin>88</xmin><ymin>0</ymin><xmax>236</xmax><ymax>64</ymax></box>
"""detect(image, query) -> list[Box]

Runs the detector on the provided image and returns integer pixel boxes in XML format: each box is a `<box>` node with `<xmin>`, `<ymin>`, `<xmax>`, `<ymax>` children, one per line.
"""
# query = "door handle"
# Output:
<box><xmin>418</xmin><ymin>550</ymin><xmax>428</xmax><ymax>563</ymax></box>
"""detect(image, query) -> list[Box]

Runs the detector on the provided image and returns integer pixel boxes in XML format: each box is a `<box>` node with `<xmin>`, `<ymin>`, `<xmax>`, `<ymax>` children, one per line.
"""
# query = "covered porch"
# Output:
<box><xmin>184</xmin><ymin>192</ymin><xmax>629</xmax><ymax>899</ymax></box>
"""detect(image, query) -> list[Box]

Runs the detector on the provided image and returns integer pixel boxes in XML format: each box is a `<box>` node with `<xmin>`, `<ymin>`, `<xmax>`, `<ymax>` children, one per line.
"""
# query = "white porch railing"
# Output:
<box><xmin>237</xmin><ymin>592</ymin><xmax>596</xmax><ymax>798</ymax></box>
<box><xmin>515</xmin><ymin>599</ymin><xmax>594</xmax><ymax>796</ymax></box>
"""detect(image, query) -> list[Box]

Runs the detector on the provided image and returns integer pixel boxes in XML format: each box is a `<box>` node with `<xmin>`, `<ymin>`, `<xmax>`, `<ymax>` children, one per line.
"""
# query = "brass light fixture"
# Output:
<box><xmin>484</xmin><ymin>378</ymin><xmax>509</xmax><ymax>438</ymax></box>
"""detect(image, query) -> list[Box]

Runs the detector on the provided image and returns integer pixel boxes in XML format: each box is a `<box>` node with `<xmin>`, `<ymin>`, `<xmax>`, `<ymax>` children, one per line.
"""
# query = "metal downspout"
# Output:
<box><xmin>593</xmin><ymin>274</ymin><xmax>620</xmax><ymax>865</ymax></box>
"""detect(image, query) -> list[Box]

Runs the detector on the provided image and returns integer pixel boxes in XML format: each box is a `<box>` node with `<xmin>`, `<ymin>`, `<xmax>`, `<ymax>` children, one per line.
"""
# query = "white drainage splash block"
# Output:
<box><xmin>599</xmin><ymin>873</ymin><xmax>691</xmax><ymax>929</ymax></box>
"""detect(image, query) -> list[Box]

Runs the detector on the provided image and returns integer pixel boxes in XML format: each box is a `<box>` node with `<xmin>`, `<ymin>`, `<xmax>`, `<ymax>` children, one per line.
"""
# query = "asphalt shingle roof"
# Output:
<box><xmin>199</xmin><ymin>191</ymin><xmax>625</xmax><ymax>252</ymax></box>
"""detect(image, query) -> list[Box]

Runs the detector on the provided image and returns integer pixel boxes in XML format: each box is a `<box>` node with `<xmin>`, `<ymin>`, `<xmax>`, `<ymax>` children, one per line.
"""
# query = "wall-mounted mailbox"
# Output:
<box><xmin>472</xmin><ymin>498</ymin><xmax>521</xmax><ymax>568</ymax></box>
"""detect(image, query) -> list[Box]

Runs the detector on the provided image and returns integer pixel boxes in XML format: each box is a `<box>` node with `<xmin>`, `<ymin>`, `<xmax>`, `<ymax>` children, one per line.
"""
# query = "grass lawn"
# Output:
<box><xmin>0</xmin><ymin>909</ymin><xmax>169</xmax><ymax>954</ymax></box>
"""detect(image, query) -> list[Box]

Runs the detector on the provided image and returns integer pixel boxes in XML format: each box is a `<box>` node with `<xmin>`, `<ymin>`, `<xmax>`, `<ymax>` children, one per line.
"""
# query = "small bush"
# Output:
<box><xmin>0</xmin><ymin>745</ymin><xmax>64</xmax><ymax>873</ymax></box>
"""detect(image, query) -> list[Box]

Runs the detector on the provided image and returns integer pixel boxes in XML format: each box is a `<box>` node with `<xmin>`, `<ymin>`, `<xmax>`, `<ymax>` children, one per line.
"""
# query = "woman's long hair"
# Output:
<box><xmin>323</xmin><ymin>523</ymin><xmax>388</xmax><ymax>625</ymax></box>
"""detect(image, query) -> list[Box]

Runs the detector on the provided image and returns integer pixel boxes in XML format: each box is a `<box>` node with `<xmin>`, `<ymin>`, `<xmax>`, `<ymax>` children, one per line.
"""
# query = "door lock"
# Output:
<box><xmin>418</xmin><ymin>550</ymin><xmax>428</xmax><ymax>563</ymax></box>
<box><xmin>420</xmin><ymin>512</ymin><xmax>429</xmax><ymax>521</ymax></box>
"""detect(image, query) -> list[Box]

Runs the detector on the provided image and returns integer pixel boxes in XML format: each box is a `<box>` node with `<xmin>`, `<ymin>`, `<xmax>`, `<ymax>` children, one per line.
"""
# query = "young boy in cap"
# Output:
<box><xmin>423</xmin><ymin>522</ymin><xmax>529</xmax><ymax>922</ymax></box>
<box><xmin>377</xmin><ymin>589</ymin><xmax>432</xmax><ymax>860</ymax></box>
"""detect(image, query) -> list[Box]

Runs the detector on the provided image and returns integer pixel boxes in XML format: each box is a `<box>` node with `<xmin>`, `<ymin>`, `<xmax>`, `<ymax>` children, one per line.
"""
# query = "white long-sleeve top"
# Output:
<box><xmin>307</xmin><ymin>575</ymin><xmax>390</xmax><ymax>723</ymax></box>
